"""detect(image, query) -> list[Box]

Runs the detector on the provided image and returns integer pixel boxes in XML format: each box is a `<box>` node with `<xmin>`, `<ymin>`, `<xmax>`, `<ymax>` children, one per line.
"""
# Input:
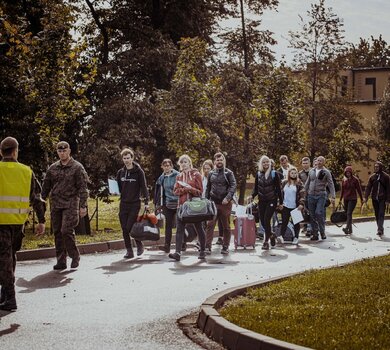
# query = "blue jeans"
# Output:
<box><xmin>308</xmin><ymin>194</ymin><xmax>327</xmax><ymax>235</ymax></box>
<box><xmin>372</xmin><ymin>199</ymin><xmax>385</xmax><ymax>233</ymax></box>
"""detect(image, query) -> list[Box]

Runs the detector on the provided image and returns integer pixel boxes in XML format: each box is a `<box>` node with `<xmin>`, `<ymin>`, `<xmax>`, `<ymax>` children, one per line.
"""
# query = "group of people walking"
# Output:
<box><xmin>1</xmin><ymin>135</ymin><xmax>389</xmax><ymax>312</ymax></box>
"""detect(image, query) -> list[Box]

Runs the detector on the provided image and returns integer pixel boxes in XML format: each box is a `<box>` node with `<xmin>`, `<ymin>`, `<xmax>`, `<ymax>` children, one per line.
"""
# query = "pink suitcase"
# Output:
<box><xmin>233</xmin><ymin>216</ymin><xmax>257</xmax><ymax>249</ymax></box>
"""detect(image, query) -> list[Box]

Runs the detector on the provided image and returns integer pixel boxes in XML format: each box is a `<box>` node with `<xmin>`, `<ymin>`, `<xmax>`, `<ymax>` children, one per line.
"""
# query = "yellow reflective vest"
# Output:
<box><xmin>0</xmin><ymin>161</ymin><xmax>32</xmax><ymax>224</ymax></box>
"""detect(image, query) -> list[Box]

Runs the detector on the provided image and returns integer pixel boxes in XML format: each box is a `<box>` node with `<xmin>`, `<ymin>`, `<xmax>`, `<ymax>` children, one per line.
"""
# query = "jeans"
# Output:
<box><xmin>258</xmin><ymin>200</ymin><xmax>277</xmax><ymax>242</ymax></box>
<box><xmin>163</xmin><ymin>206</ymin><xmax>177</xmax><ymax>247</ymax></box>
<box><xmin>372</xmin><ymin>199</ymin><xmax>386</xmax><ymax>233</ymax></box>
<box><xmin>344</xmin><ymin>199</ymin><xmax>357</xmax><ymax>232</ymax></box>
<box><xmin>206</xmin><ymin>202</ymin><xmax>232</xmax><ymax>249</ymax></box>
<box><xmin>307</xmin><ymin>194</ymin><xmax>327</xmax><ymax>235</ymax></box>
<box><xmin>175</xmin><ymin>214</ymin><xmax>205</xmax><ymax>254</ymax></box>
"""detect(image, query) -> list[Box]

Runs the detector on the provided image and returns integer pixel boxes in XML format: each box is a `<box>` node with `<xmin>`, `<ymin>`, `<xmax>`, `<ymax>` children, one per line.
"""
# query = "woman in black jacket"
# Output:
<box><xmin>116</xmin><ymin>148</ymin><xmax>149</xmax><ymax>259</ymax></box>
<box><xmin>249</xmin><ymin>155</ymin><xmax>283</xmax><ymax>250</ymax></box>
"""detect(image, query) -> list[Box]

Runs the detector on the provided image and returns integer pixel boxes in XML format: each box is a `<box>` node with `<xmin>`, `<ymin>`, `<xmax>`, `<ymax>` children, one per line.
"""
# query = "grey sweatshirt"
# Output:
<box><xmin>304</xmin><ymin>167</ymin><xmax>335</xmax><ymax>198</ymax></box>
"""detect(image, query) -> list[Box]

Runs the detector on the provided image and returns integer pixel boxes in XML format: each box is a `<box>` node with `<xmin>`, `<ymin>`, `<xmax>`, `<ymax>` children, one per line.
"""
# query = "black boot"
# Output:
<box><xmin>53</xmin><ymin>261</ymin><xmax>67</xmax><ymax>270</ymax></box>
<box><xmin>0</xmin><ymin>287</ymin><xmax>17</xmax><ymax>311</ymax></box>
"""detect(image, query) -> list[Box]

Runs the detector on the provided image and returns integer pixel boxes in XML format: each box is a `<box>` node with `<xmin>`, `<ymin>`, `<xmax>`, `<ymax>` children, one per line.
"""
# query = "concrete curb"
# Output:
<box><xmin>196</xmin><ymin>275</ymin><xmax>312</xmax><ymax>350</ymax></box>
<box><xmin>16</xmin><ymin>215</ymin><xmax>387</xmax><ymax>262</ymax></box>
<box><xmin>196</xmin><ymin>251</ymin><xmax>390</xmax><ymax>350</ymax></box>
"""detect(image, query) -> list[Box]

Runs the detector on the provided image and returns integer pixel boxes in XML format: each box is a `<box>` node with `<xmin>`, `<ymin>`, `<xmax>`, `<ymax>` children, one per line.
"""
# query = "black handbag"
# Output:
<box><xmin>130</xmin><ymin>209</ymin><xmax>160</xmax><ymax>241</ymax></box>
<box><xmin>330</xmin><ymin>202</ymin><xmax>347</xmax><ymax>227</ymax></box>
<box><xmin>177</xmin><ymin>197</ymin><xmax>217</xmax><ymax>223</ymax></box>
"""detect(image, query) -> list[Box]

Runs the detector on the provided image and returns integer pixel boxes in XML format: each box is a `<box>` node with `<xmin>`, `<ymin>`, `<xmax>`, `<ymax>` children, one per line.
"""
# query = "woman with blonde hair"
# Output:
<box><xmin>249</xmin><ymin>155</ymin><xmax>283</xmax><ymax>250</ymax></box>
<box><xmin>168</xmin><ymin>154</ymin><xmax>206</xmax><ymax>261</ymax></box>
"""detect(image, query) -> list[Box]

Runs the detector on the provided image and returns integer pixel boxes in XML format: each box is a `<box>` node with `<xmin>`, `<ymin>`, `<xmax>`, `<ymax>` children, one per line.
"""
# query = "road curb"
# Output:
<box><xmin>196</xmin><ymin>251</ymin><xmax>390</xmax><ymax>350</ymax></box>
<box><xmin>16</xmin><ymin>215</ymin><xmax>387</xmax><ymax>262</ymax></box>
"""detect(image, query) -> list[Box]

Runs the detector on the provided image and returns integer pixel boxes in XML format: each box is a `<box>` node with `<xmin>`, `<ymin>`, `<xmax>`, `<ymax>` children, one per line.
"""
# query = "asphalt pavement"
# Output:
<box><xmin>1</xmin><ymin>220</ymin><xmax>390</xmax><ymax>350</ymax></box>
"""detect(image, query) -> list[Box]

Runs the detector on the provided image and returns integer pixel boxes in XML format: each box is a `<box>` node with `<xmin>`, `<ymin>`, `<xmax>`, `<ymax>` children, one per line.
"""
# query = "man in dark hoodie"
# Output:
<box><xmin>363</xmin><ymin>161</ymin><xmax>390</xmax><ymax>236</ymax></box>
<box><xmin>116</xmin><ymin>148</ymin><xmax>149</xmax><ymax>259</ymax></box>
<box><xmin>205</xmin><ymin>152</ymin><xmax>237</xmax><ymax>255</ymax></box>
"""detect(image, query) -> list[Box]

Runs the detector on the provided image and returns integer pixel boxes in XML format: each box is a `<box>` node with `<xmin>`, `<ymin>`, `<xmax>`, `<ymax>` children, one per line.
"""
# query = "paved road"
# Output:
<box><xmin>1</xmin><ymin>220</ymin><xmax>390</xmax><ymax>350</ymax></box>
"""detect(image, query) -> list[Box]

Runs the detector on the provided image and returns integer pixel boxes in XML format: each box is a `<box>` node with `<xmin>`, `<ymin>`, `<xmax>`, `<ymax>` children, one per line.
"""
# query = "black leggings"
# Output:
<box><xmin>258</xmin><ymin>200</ymin><xmax>277</xmax><ymax>242</ymax></box>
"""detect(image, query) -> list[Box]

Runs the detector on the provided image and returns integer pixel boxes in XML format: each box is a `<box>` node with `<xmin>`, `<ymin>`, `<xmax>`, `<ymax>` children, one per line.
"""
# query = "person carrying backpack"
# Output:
<box><xmin>249</xmin><ymin>155</ymin><xmax>283</xmax><ymax>250</ymax></box>
<box><xmin>205</xmin><ymin>152</ymin><xmax>237</xmax><ymax>255</ymax></box>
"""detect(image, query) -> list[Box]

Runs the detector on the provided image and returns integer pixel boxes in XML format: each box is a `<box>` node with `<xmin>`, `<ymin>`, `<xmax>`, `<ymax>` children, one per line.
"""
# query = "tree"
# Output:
<box><xmin>376</xmin><ymin>78</ymin><xmax>390</xmax><ymax>171</ymax></box>
<box><xmin>0</xmin><ymin>1</ymin><xmax>95</xmax><ymax>173</ymax></box>
<box><xmin>288</xmin><ymin>0</ymin><xmax>362</xmax><ymax>159</ymax></box>
<box><xmin>345</xmin><ymin>35</ymin><xmax>390</xmax><ymax>68</ymax></box>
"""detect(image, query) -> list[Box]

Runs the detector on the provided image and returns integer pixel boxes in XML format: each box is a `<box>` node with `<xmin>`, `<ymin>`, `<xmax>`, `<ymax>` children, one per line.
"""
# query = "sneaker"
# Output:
<box><xmin>276</xmin><ymin>235</ymin><xmax>284</xmax><ymax>244</ymax></box>
<box><xmin>310</xmin><ymin>235</ymin><xmax>319</xmax><ymax>241</ymax></box>
<box><xmin>221</xmin><ymin>246</ymin><xmax>229</xmax><ymax>255</ymax></box>
<box><xmin>342</xmin><ymin>227</ymin><xmax>350</xmax><ymax>235</ymax></box>
<box><xmin>305</xmin><ymin>231</ymin><xmax>312</xmax><ymax>237</ymax></box>
<box><xmin>53</xmin><ymin>262</ymin><xmax>67</xmax><ymax>270</ymax></box>
<box><xmin>292</xmin><ymin>237</ymin><xmax>299</xmax><ymax>245</ymax></box>
<box><xmin>270</xmin><ymin>234</ymin><xmax>276</xmax><ymax>248</ymax></box>
<box><xmin>136</xmin><ymin>241</ymin><xmax>144</xmax><ymax>256</ymax></box>
<box><xmin>205</xmin><ymin>247</ymin><xmax>212</xmax><ymax>255</ymax></box>
<box><xmin>198</xmin><ymin>251</ymin><xmax>206</xmax><ymax>260</ymax></box>
<box><xmin>181</xmin><ymin>242</ymin><xmax>187</xmax><ymax>252</ymax></box>
<box><xmin>215</xmin><ymin>237</ymin><xmax>223</xmax><ymax>245</ymax></box>
<box><xmin>168</xmin><ymin>252</ymin><xmax>181</xmax><ymax>261</ymax></box>
<box><xmin>70</xmin><ymin>257</ymin><xmax>80</xmax><ymax>269</ymax></box>
<box><xmin>123</xmin><ymin>250</ymin><xmax>134</xmax><ymax>259</ymax></box>
<box><xmin>320</xmin><ymin>233</ymin><xmax>327</xmax><ymax>240</ymax></box>
<box><xmin>377</xmin><ymin>230</ymin><xmax>384</xmax><ymax>236</ymax></box>
<box><xmin>261</xmin><ymin>242</ymin><xmax>270</xmax><ymax>250</ymax></box>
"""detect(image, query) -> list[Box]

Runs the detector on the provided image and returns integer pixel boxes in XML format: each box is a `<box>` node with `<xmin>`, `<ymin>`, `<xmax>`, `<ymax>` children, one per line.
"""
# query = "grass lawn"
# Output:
<box><xmin>219</xmin><ymin>254</ymin><xmax>390</xmax><ymax>350</ymax></box>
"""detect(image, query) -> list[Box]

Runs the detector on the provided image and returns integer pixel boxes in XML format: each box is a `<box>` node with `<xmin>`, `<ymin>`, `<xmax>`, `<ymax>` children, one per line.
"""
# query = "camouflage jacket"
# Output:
<box><xmin>42</xmin><ymin>158</ymin><xmax>89</xmax><ymax>209</ymax></box>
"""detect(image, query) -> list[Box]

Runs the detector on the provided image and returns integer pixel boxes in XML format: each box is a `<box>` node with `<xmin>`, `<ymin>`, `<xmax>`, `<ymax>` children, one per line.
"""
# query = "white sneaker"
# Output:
<box><xmin>292</xmin><ymin>237</ymin><xmax>299</xmax><ymax>245</ymax></box>
<box><xmin>205</xmin><ymin>248</ymin><xmax>212</xmax><ymax>255</ymax></box>
<box><xmin>276</xmin><ymin>236</ymin><xmax>284</xmax><ymax>244</ymax></box>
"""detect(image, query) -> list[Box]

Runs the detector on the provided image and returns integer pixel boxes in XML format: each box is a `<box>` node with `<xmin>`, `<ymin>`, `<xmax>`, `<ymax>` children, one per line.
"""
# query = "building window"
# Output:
<box><xmin>365</xmin><ymin>77</ymin><xmax>376</xmax><ymax>100</ymax></box>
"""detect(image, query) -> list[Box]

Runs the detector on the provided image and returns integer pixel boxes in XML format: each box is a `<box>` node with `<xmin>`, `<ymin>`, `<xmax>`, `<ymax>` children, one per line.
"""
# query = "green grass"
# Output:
<box><xmin>219</xmin><ymin>254</ymin><xmax>390</xmax><ymax>350</ymax></box>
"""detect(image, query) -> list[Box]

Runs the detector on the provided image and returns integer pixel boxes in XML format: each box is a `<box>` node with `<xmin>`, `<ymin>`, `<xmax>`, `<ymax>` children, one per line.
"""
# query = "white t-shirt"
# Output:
<box><xmin>283</xmin><ymin>184</ymin><xmax>297</xmax><ymax>209</ymax></box>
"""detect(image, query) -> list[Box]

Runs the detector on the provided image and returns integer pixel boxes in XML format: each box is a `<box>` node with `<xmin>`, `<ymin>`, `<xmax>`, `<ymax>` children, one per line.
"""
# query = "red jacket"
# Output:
<box><xmin>173</xmin><ymin>169</ymin><xmax>203</xmax><ymax>205</ymax></box>
<box><xmin>340</xmin><ymin>166</ymin><xmax>363</xmax><ymax>201</ymax></box>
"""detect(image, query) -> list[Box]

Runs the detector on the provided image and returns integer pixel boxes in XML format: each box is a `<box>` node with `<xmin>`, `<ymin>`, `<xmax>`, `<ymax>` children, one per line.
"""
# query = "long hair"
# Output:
<box><xmin>258</xmin><ymin>155</ymin><xmax>272</xmax><ymax>179</ymax></box>
<box><xmin>201</xmin><ymin>159</ymin><xmax>213</xmax><ymax>177</ymax></box>
<box><xmin>177</xmin><ymin>154</ymin><xmax>193</xmax><ymax>171</ymax></box>
<box><xmin>286</xmin><ymin>166</ymin><xmax>299</xmax><ymax>186</ymax></box>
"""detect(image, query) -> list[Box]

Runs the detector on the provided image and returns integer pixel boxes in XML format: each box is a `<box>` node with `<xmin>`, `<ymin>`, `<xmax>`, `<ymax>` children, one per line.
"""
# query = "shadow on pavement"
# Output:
<box><xmin>16</xmin><ymin>270</ymin><xmax>74</xmax><ymax>293</ymax></box>
<box><xmin>168</xmin><ymin>260</ymin><xmax>223</xmax><ymax>275</ymax></box>
<box><xmin>258</xmin><ymin>252</ymin><xmax>289</xmax><ymax>262</ymax></box>
<box><xmin>96</xmin><ymin>256</ymin><xmax>166</xmax><ymax>275</ymax></box>
<box><xmin>276</xmin><ymin>246</ymin><xmax>313</xmax><ymax>256</ymax></box>
<box><xmin>0</xmin><ymin>323</ymin><xmax>20</xmax><ymax>335</ymax></box>
<box><xmin>348</xmin><ymin>235</ymin><xmax>373</xmax><ymax>243</ymax></box>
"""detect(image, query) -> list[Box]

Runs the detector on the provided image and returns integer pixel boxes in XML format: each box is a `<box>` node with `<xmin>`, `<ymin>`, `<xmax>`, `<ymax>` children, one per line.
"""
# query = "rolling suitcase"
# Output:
<box><xmin>233</xmin><ymin>205</ymin><xmax>256</xmax><ymax>249</ymax></box>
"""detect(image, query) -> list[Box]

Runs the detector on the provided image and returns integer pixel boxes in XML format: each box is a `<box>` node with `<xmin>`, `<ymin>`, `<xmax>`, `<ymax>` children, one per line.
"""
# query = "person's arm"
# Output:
<box><xmin>77</xmin><ymin>166</ymin><xmax>89</xmax><ymax>209</ymax></box>
<box><xmin>205</xmin><ymin>172</ymin><xmax>212</xmax><ymax>199</ymax></box>
<box><xmin>364</xmin><ymin>177</ymin><xmax>372</xmax><ymax>202</ymax></box>
<box><xmin>153</xmin><ymin>178</ymin><xmax>161</xmax><ymax>206</ymax></box>
<box><xmin>355</xmin><ymin>177</ymin><xmax>363</xmax><ymax>202</ymax></box>
<box><xmin>139</xmin><ymin>169</ymin><xmax>149</xmax><ymax>206</ymax></box>
<box><xmin>251</xmin><ymin>173</ymin><xmax>258</xmax><ymax>200</ymax></box>
<box><xmin>386</xmin><ymin>174</ymin><xmax>390</xmax><ymax>203</ymax></box>
<box><xmin>224</xmin><ymin>170</ymin><xmax>237</xmax><ymax>202</ymax></box>
<box><xmin>41</xmin><ymin>168</ymin><xmax>52</xmax><ymax>200</ymax></box>
<box><xmin>339</xmin><ymin>180</ymin><xmax>344</xmax><ymax>202</ymax></box>
<box><xmin>274</xmin><ymin>172</ymin><xmax>283</xmax><ymax>205</ymax></box>
<box><xmin>173</xmin><ymin>176</ymin><xmax>187</xmax><ymax>196</ymax></box>
<box><xmin>189</xmin><ymin>173</ymin><xmax>203</xmax><ymax>197</ymax></box>
<box><xmin>326</xmin><ymin>171</ymin><xmax>336</xmax><ymax>199</ymax></box>
<box><xmin>304</xmin><ymin>171</ymin><xmax>310</xmax><ymax>192</ymax></box>
<box><xmin>116</xmin><ymin>169</ymin><xmax>122</xmax><ymax>194</ymax></box>
<box><xmin>297</xmin><ymin>184</ymin><xmax>306</xmax><ymax>207</ymax></box>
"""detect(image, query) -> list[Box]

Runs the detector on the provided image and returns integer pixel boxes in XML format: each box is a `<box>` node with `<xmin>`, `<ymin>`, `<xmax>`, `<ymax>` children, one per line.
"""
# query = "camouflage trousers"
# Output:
<box><xmin>51</xmin><ymin>208</ymin><xmax>80</xmax><ymax>264</ymax></box>
<box><xmin>0</xmin><ymin>225</ymin><xmax>23</xmax><ymax>289</ymax></box>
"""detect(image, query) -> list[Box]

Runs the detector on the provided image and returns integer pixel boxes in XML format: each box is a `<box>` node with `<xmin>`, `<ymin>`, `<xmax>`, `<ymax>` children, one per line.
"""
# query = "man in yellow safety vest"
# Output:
<box><xmin>0</xmin><ymin>136</ymin><xmax>46</xmax><ymax>311</ymax></box>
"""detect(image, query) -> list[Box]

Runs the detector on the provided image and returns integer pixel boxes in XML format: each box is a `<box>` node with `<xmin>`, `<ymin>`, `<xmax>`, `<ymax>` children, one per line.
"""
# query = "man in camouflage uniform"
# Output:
<box><xmin>0</xmin><ymin>137</ymin><xmax>46</xmax><ymax>311</ymax></box>
<box><xmin>42</xmin><ymin>141</ymin><xmax>89</xmax><ymax>270</ymax></box>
